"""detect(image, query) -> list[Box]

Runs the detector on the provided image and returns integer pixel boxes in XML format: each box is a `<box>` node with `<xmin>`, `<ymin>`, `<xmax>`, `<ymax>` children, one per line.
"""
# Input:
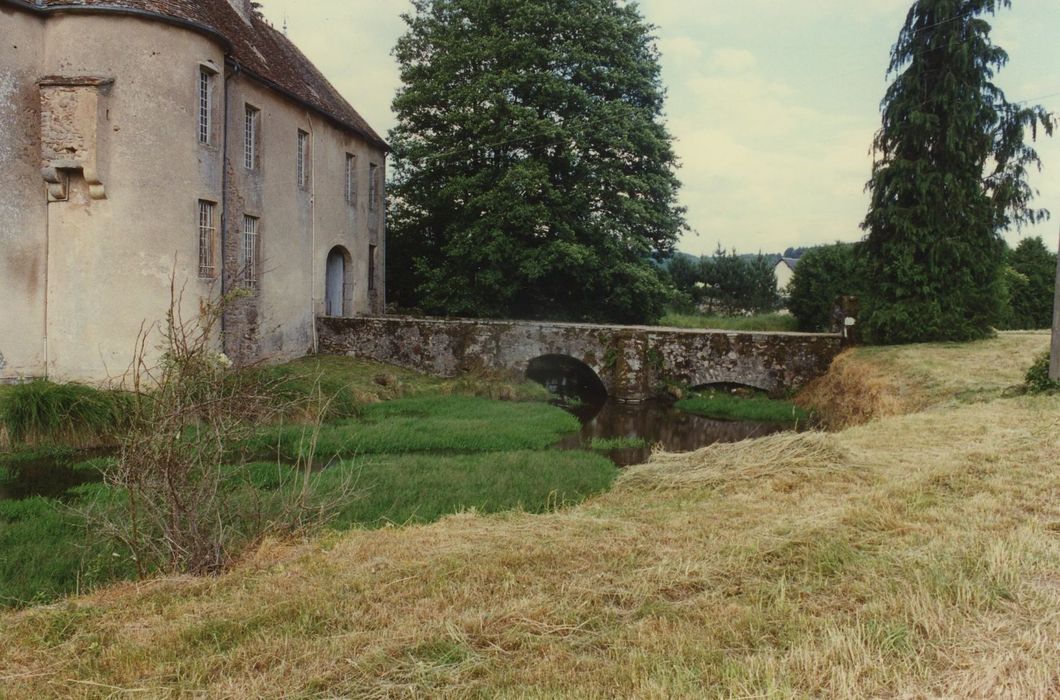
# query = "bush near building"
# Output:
<box><xmin>788</xmin><ymin>243</ymin><xmax>865</xmax><ymax>333</ymax></box>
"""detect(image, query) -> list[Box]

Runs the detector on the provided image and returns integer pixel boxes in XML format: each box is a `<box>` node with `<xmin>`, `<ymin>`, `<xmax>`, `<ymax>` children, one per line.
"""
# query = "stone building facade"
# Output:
<box><xmin>0</xmin><ymin>0</ymin><xmax>387</xmax><ymax>382</ymax></box>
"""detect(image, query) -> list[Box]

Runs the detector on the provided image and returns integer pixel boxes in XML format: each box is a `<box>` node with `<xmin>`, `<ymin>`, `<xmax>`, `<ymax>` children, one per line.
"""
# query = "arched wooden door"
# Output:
<box><xmin>325</xmin><ymin>246</ymin><xmax>349</xmax><ymax>317</ymax></box>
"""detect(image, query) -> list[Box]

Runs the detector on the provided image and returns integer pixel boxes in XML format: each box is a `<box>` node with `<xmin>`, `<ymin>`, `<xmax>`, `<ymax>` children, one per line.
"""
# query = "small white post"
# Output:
<box><xmin>1051</xmin><ymin>225</ymin><xmax>1060</xmax><ymax>381</ymax></box>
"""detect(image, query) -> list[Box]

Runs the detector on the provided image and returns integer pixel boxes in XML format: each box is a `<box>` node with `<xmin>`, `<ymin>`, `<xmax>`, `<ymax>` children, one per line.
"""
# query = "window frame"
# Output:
<box><xmin>297</xmin><ymin>129</ymin><xmax>310</xmax><ymax>189</ymax></box>
<box><xmin>368</xmin><ymin>162</ymin><xmax>380</xmax><ymax>211</ymax></box>
<box><xmin>368</xmin><ymin>243</ymin><xmax>377</xmax><ymax>291</ymax></box>
<box><xmin>345</xmin><ymin>153</ymin><xmax>358</xmax><ymax>206</ymax></box>
<box><xmin>244</xmin><ymin>104</ymin><xmax>260</xmax><ymax>170</ymax></box>
<box><xmin>198</xmin><ymin>68</ymin><xmax>214</xmax><ymax>145</ymax></box>
<box><xmin>197</xmin><ymin>200</ymin><xmax>218</xmax><ymax>279</ymax></box>
<box><xmin>241</xmin><ymin>214</ymin><xmax>260</xmax><ymax>289</ymax></box>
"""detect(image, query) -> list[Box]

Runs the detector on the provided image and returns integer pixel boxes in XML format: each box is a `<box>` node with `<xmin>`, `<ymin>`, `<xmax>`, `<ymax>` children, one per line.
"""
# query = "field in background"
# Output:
<box><xmin>659</xmin><ymin>312</ymin><xmax>800</xmax><ymax>332</ymax></box>
<box><xmin>1</xmin><ymin>333</ymin><xmax>1055</xmax><ymax>697</ymax></box>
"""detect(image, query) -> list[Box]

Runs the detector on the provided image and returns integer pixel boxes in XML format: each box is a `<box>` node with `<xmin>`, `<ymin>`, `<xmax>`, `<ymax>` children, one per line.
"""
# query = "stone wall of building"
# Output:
<box><xmin>36</xmin><ymin>14</ymin><xmax>224</xmax><ymax>381</ymax></box>
<box><xmin>317</xmin><ymin>316</ymin><xmax>843</xmax><ymax>402</ymax></box>
<box><xmin>0</xmin><ymin>8</ymin><xmax>47</xmax><ymax>380</ymax></box>
<box><xmin>0</xmin><ymin>6</ymin><xmax>387</xmax><ymax>383</ymax></box>
<box><xmin>223</xmin><ymin>77</ymin><xmax>386</xmax><ymax>365</ymax></box>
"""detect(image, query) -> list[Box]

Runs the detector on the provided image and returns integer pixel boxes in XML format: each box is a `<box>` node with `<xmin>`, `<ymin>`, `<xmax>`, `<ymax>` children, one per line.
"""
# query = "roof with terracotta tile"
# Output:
<box><xmin>18</xmin><ymin>0</ymin><xmax>386</xmax><ymax>148</ymax></box>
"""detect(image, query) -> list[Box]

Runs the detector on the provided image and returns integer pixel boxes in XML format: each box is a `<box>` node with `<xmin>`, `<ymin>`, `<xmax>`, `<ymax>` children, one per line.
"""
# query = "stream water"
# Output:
<box><xmin>0</xmin><ymin>451</ymin><xmax>106</xmax><ymax>501</ymax></box>
<box><xmin>559</xmin><ymin>398</ymin><xmax>788</xmax><ymax>467</ymax></box>
<box><xmin>529</xmin><ymin>354</ymin><xmax>787</xmax><ymax>467</ymax></box>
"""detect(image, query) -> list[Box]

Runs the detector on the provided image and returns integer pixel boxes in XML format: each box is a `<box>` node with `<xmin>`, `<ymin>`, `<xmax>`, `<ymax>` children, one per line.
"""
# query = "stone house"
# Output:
<box><xmin>0</xmin><ymin>0</ymin><xmax>388</xmax><ymax>383</ymax></box>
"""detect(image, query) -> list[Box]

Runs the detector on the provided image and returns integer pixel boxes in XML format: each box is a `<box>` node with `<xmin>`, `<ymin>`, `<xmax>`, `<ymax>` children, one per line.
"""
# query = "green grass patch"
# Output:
<box><xmin>299</xmin><ymin>450</ymin><xmax>616</xmax><ymax>528</ymax></box>
<box><xmin>589</xmin><ymin>436</ymin><xmax>648</xmax><ymax>451</ymax></box>
<box><xmin>245</xmin><ymin>396</ymin><xmax>580</xmax><ymax>462</ymax></box>
<box><xmin>0</xmin><ymin>363</ymin><xmax>609</xmax><ymax>609</ymax></box>
<box><xmin>255</xmin><ymin>356</ymin><xmax>550</xmax><ymax>421</ymax></box>
<box><xmin>0</xmin><ymin>380</ymin><xmax>130</xmax><ymax>448</ymax></box>
<box><xmin>677</xmin><ymin>391</ymin><xmax>811</xmax><ymax>426</ymax></box>
<box><xmin>660</xmin><ymin>313</ymin><xmax>800</xmax><ymax>333</ymax></box>
<box><xmin>0</xmin><ymin>489</ymin><xmax>134</xmax><ymax>608</ymax></box>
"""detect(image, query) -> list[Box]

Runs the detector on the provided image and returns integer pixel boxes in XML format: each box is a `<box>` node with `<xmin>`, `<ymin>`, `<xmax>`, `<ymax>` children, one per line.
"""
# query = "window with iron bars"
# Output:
<box><xmin>244</xmin><ymin>105</ymin><xmax>259</xmax><ymax>170</ymax></box>
<box><xmin>198</xmin><ymin>70</ymin><xmax>212</xmax><ymax>144</ymax></box>
<box><xmin>297</xmin><ymin>130</ymin><xmax>309</xmax><ymax>188</ymax></box>
<box><xmin>198</xmin><ymin>200</ymin><xmax>217</xmax><ymax>279</ymax></box>
<box><xmin>242</xmin><ymin>215</ymin><xmax>259</xmax><ymax>289</ymax></box>
<box><xmin>345</xmin><ymin>153</ymin><xmax>357</xmax><ymax>205</ymax></box>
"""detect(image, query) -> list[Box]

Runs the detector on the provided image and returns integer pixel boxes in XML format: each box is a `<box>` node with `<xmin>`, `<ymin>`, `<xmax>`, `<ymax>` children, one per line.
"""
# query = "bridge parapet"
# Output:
<box><xmin>316</xmin><ymin>316</ymin><xmax>843</xmax><ymax>402</ymax></box>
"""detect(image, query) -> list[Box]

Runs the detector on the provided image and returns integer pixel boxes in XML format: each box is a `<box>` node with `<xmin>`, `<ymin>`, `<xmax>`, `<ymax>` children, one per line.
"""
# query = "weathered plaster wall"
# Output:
<box><xmin>317</xmin><ymin>317</ymin><xmax>843</xmax><ymax>401</ymax></box>
<box><xmin>0</xmin><ymin>8</ymin><xmax>46</xmax><ymax>380</ymax></box>
<box><xmin>38</xmin><ymin>14</ymin><xmax>224</xmax><ymax>381</ymax></box>
<box><xmin>1</xmin><ymin>6</ymin><xmax>386</xmax><ymax>383</ymax></box>
<box><xmin>225</xmin><ymin>77</ymin><xmax>387</xmax><ymax>365</ymax></box>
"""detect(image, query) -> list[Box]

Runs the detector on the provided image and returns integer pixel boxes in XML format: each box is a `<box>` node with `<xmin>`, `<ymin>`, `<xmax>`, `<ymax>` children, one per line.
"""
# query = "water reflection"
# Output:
<box><xmin>526</xmin><ymin>353</ymin><xmax>792</xmax><ymax>467</ymax></box>
<box><xmin>560</xmin><ymin>399</ymin><xmax>788</xmax><ymax>467</ymax></box>
<box><xmin>0</xmin><ymin>452</ymin><xmax>105</xmax><ymax>501</ymax></box>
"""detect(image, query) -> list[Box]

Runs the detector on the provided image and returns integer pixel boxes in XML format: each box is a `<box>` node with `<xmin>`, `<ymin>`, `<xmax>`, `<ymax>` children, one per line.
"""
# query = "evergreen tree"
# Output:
<box><xmin>746</xmin><ymin>253</ymin><xmax>781</xmax><ymax>313</ymax></box>
<box><xmin>1003</xmin><ymin>237</ymin><xmax>1057</xmax><ymax>329</ymax></box>
<box><xmin>861</xmin><ymin>0</ymin><xmax>1052</xmax><ymax>343</ymax></box>
<box><xmin>387</xmin><ymin>0</ymin><xmax>686</xmax><ymax>323</ymax></box>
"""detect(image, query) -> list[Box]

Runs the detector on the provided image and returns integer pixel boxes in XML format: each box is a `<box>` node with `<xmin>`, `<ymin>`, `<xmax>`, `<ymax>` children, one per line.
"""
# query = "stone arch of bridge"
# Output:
<box><xmin>524</xmin><ymin>354</ymin><xmax>609</xmax><ymax>403</ymax></box>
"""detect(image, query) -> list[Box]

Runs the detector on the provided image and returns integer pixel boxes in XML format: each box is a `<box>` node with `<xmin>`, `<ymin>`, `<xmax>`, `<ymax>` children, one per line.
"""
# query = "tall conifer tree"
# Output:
<box><xmin>386</xmin><ymin>0</ymin><xmax>685</xmax><ymax>323</ymax></box>
<box><xmin>862</xmin><ymin>0</ymin><xmax>1052</xmax><ymax>343</ymax></box>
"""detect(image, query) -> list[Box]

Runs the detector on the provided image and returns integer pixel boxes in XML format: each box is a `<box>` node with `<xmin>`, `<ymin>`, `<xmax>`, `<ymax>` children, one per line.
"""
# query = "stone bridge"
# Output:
<box><xmin>316</xmin><ymin>316</ymin><xmax>844</xmax><ymax>403</ymax></box>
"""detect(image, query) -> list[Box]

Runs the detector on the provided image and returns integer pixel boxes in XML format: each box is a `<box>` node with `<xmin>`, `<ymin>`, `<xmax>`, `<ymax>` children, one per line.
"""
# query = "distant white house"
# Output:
<box><xmin>774</xmin><ymin>257</ymin><xmax>800</xmax><ymax>295</ymax></box>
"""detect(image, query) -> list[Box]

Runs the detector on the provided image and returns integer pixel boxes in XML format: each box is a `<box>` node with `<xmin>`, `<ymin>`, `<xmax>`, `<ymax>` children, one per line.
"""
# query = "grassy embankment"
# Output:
<box><xmin>1</xmin><ymin>333</ymin><xmax>1055</xmax><ymax>697</ymax></box>
<box><xmin>660</xmin><ymin>312</ymin><xmax>800</xmax><ymax>332</ymax></box>
<box><xmin>677</xmin><ymin>391</ymin><xmax>812</xmax><ymax>427</ymax></box>
<box><xmin>0</xmin><ymin>359</ymin><xmax>615</xmax><ymax>607</ymax></box>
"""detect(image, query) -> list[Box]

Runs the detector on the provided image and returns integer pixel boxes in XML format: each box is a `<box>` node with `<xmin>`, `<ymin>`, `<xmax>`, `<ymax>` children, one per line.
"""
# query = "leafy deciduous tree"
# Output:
<box><xmin>789</xmin><ymin>243</ymin><xmax>865</xmax><ymax>332</ymax></box>
<box><xmin>386</xmin><ymin>0</ymin><xmax>686</xmax><ymax>323</ymax></box>
<box><xmin>1000</xmin><ymin>237</ymin><xmax>1057</xmax><ymax>329</ymax></box>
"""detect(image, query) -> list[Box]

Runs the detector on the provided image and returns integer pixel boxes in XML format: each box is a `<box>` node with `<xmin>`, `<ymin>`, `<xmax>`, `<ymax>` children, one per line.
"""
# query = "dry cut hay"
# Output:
<box><xmin>796</xmin><ymin>350</ymin><xmax>915</xmax><ymax>429</ymax></box>
<box><xmin>622</xmin><ymin>431</ymin><xmax>848</xmax><ymax>490</ymax></box>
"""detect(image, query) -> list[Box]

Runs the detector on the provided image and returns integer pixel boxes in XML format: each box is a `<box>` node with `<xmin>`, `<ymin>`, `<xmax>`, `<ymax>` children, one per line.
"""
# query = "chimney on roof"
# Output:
<box><xmin>224</xmin><ymin>0</ymin><xmax>255</xmax><ymax>22</ymax></box>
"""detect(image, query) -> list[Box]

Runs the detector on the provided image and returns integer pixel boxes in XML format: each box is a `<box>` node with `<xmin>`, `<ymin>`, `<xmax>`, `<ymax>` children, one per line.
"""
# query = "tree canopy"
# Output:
<box><xmin>1000</xmin><ymin>237</ymin><xmax>1057</xmax><ymax>330</ymax></box>
<box><xmin>665</xmin><ymin>248</ymin><xmax>779</xmax><ymax>316</ymax></box>
<box><xmin>386</xmin><ymin>0</ymin><xmax>686</xmax><ymax>323</ymax></box>
<box><xmin>861</xmin><ymin>0</ymin><xmax>1053</xmax><ymax>343</ymax></box>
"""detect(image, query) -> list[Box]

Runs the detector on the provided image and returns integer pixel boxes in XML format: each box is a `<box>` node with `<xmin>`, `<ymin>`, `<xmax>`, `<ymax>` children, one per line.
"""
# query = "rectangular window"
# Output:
<box><xmin>244</xmin><ymin>105</ymin><xmax>259</xmax><ymax>170</ymax></box>
<box><xmin>197</xmin><ymin>200</ymin><xmax>217</xmax><ymax>278</ymax></box>
<box><xmin>297</xmin><ymin>130</ymin><xmax>309</xmax><ymax>188</ymax></box>
<box><xmin>242</xmin><ymin>215</ymin><xmax>259</xmax><ymax>288</ymax></box>
<box><xmin>368</xmin><ymin>162</ymin><xmax>380</xmax><ymax>211</ymax></box>
<box><xmin>368</xmin><ymin>244</ymin><xmax>377</xmax><ymax>291</ymax></box>
<box><xmin>345</xmin><ymin>153</ymin><xmax>357</xmax><ymax>205</ymax></box>
<box><xmin>198</xmin><ymin>69</ymin><xmax>212</xmax><ymax>144</ymax></box>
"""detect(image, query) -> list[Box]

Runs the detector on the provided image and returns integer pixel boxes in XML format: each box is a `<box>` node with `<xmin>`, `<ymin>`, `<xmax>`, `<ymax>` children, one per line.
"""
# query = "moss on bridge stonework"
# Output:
<box><xmin>316</xmin><ymin>316</ymin><xmax>843</xmax><ymax>402</ymax></box>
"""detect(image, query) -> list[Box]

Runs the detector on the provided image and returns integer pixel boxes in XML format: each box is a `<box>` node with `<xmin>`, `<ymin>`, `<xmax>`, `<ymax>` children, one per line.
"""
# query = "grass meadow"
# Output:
<box><xmin>0</xmin><ymin>333</ymin><xmax>1054</xmax><ymax>697</ymax></box>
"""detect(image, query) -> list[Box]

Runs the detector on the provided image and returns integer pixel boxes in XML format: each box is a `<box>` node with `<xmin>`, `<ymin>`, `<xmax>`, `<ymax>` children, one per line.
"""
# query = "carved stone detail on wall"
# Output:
<box><xmin>38</xmin><ymin>76</ymin><xmax>114</xmax><ymax>202</ymax></box>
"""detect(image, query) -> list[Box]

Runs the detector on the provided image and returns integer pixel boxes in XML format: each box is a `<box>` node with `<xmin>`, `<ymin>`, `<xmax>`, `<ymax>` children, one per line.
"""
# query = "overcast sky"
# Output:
<box><xmin>259</xmin><ymin>0</ymin><xmax>1060</xmax><ymax>256</ymax></box>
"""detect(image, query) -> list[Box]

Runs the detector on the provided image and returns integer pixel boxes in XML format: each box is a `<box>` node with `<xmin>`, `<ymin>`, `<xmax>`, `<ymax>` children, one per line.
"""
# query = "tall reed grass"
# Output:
<box><xmin>0</xmin><ymin>381</ymin><xmax>130</xmax><ymax>448</ymax></box>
